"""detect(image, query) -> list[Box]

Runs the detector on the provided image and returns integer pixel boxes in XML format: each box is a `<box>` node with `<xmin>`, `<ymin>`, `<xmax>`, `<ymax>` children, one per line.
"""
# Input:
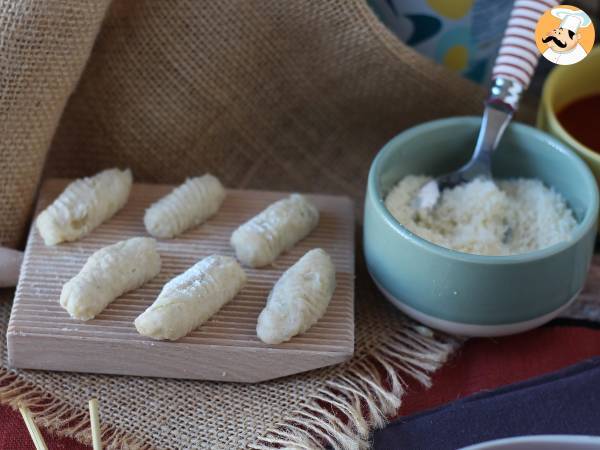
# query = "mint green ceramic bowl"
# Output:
<box><xmin>364</xmin><ymin>117</ymin><xmax>598</xmax><ymax>337</ymax></box>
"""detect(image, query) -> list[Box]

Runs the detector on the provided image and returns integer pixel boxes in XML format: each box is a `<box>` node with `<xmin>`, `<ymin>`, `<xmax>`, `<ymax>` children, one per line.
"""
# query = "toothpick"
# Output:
<box><xmin>89</xmin><ymin>398</ymin><xmax>103</xmax><ymax>450</ymax></box>
<box><xmin>18</xmin><ymin>404</ymin><xmax>48</xmax><ymax>450</ymax></box>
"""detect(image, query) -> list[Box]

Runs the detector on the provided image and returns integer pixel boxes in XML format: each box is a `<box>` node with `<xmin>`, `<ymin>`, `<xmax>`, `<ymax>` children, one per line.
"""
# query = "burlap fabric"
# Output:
<box><xmin>1</xmin><ymin>0</ymin><xmax>485</xmax><ymax>448</ymax></box>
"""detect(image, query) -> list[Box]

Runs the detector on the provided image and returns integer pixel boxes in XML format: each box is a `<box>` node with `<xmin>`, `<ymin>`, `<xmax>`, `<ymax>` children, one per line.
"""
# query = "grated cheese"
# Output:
<box><xmin>384</xmin><ymin>176</ymin><xmax>577</xmax><ymax>256</ymax></box>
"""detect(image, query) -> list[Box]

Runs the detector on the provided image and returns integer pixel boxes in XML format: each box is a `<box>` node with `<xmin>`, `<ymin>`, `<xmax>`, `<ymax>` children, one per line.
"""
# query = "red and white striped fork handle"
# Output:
<box><xmin>492</xmin><ymin>0</ymin><xmax>560</xmax><ymax>90</ymax></box>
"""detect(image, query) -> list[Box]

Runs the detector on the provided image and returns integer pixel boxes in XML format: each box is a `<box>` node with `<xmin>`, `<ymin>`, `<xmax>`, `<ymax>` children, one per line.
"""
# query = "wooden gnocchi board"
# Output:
<box><xmin>7</xmin><ymin>179</ymin><xmax>355</xmax><ymax>382</ymax></box>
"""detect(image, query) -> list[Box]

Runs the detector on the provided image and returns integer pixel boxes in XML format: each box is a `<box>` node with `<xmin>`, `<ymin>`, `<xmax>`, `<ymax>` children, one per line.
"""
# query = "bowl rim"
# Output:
<box><xmin>540</xmin><ymin>46</ymin><xmax>600</xmax><ymax>164</ymax></box>
<box><xmin>368</xmin><ymin>116</ymin><xmax>599</xmax><ymax>265</ymax></box>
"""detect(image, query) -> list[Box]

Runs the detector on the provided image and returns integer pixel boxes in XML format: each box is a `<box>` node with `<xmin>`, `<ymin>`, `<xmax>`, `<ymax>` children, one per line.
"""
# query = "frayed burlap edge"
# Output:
<box><xmin>250</xmin><ymin>325</ymin><xmax>460</xmax><ymax>450</ymax></box>
<box><xmin>1</xmin><ymin>322</ymin><xmax>458</xmax><ymax>450</ymax></box>
<box><xmin>0</xmin><ymin>368</ymin><xmax>153</xmax><ymax>450</ymax></box>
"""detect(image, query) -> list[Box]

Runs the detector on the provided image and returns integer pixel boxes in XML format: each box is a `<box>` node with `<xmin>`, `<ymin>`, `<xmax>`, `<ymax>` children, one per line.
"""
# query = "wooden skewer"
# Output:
<box><xmin>18</xmin><ymin>404</ymin><xmax>48</xmax><ymax>450</ymax></box>
<box><xmin>89</xmin><ymin>398</ymin><xmax>103</xmax><ymax>450</ymax></box>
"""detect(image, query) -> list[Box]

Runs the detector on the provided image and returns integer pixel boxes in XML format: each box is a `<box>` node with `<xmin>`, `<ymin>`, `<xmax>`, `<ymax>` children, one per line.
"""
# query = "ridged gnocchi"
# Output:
<box><xmin>134</xmin><ymin>254</ymin><xmax>246</xmax><ymax>341</ymax></box>
<box><xmin>36</xmin><ymin>168</ymin><xmax>132</xmax><ymax>245</ymax></box>
<box><xmin>230</xmin><ymin>194</ymin><xmax>319</xmax><ymax>267</ymax></box>
<box><xmin>60</xmin><ymin>237</ymin><xmax>161</xmax><ymax>321</ymax></box>
<box><xmin>144</xmin><ymin>174</ymin><xmax>226</xmax><ymax>238</ymax></box>
<box><xmin>256</xmin><ymin>248</ymin><xmax>336</xmax><ymax>344</ymax></box>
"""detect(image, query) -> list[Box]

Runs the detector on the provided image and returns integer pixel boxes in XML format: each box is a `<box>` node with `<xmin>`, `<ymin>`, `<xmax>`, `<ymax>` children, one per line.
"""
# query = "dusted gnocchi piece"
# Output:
<box><xmin>230</xmin><ymin>194</ymin><xmax>319</xmax><ymax>267</ymax></box>
<box><xmin>134</xmin><ymin>255</ymin><xmax>246</xmax><ymax>341</ymax></box>
<box><xmin>256</xmin><ymin>248</ymin><xmax>336</xmax><ymax>344</ymax></box>
<box><xmin>60</xmin><ymin>237</ymin><xmax>161</xmax><ymax>321</ymax></box>
<box><xmin>36</xmin><ymin>168</ymin><xmax>132</xmax><ymax>245</ymax></box>
<box><xmin>144</xmin><ymin>174</ymin><xmax>226</xmax><ymax>238</ymax></box>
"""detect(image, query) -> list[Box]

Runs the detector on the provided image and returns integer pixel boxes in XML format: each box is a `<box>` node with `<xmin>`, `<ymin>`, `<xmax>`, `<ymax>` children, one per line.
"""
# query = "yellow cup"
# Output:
<box><xmin>538</xmin><ymin>46</ymin><xmax>600</xmax><ymax>188</ymax></box>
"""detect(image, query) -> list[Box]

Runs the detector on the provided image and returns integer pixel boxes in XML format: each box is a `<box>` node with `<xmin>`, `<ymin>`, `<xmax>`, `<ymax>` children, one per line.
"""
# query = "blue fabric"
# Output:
<box><xmin>373</xmin><ymin>358</ymin><xmax>600</xmax><ymax>450</ymax></box>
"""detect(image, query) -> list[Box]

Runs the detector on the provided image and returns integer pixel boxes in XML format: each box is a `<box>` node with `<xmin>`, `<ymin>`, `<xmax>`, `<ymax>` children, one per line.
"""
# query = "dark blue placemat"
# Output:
<box><xmin>373</xmin><ymin>357</ymin><xmax>600</xmax><ymax>450</ymax></box>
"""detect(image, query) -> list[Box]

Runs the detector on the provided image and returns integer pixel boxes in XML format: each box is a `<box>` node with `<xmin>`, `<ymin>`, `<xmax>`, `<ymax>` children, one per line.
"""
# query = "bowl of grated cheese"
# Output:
<box><xmin>364</xmin><ymin>117</ymin><xmax>598</xmax><ymax>337</ymax></box>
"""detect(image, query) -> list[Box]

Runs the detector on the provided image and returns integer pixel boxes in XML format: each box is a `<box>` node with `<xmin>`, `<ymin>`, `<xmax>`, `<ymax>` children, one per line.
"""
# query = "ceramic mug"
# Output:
<box><xmin>537</xmin><ymin>46</ymin><xmax>600</xmax><ymax>189</ymax></box>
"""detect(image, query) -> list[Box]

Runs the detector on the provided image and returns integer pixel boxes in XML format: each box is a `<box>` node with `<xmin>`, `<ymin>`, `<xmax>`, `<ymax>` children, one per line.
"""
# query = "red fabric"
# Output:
<box><xmin>1</xmin><ymin>325</ymin><xmax>598</xmax><ymax>449</ymax></box>
<box><xmin>0</xmin><ymin>404</ymin><xmax>88</xmax><ymax>450</ymax></box>
<box><xmin>399</xmin><ymin>325</ymin><xmax>600</xmax><ymax>417</ymax></box>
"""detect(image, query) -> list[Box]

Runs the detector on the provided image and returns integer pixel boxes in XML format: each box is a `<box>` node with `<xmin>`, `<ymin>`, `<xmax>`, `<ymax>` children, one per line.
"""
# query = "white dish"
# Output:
<box><xmin>461</xmin><ymin>435</ymin><xmax>600</xmax><ymax>450</ymax></box>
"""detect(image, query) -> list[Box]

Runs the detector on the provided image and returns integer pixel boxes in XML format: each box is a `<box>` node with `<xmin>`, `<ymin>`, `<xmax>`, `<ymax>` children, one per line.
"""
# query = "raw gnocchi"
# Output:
<box><xmin>144</xmin><ymin>174</ymin><xmax>226</xmax><ymax>238</ymax></box>
<box><xmin>134</xmin><ymin>254</ymin><xmax>246</xmax><ymax>340</ymax></box>
<box><xmin>36</xmin><ymin>168</ymin><xmax>132</xmax><ymax>245</ymax></box>
<box><xmin>230</xmin><ymin>194</ymin><xmax>319</xmax><ymax>267</ymax></box>
<box><xmin>60</xmin><ymin>237</ymin><xmax>161</xmax><ymax>321</ymax></box>
<box><xmin>256</xmin><ymin>248</ymin><xmax>336</xmax><ymax>344</ymax></box>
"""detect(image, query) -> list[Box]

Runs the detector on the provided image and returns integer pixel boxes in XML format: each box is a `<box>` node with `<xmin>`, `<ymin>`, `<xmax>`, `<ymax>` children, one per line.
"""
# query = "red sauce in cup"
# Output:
<box><xmin>557</xmin><ymin>94</ymin><xmax>600</xmax><ymax>153</ymax></box>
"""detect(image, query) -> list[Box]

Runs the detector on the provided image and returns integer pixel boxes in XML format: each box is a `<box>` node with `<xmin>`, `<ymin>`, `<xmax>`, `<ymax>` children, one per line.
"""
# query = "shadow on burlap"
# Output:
<box><xmin>1</xmin><ymin>0</ymin><xmax>484</xmax><ymax>448</ymax></box>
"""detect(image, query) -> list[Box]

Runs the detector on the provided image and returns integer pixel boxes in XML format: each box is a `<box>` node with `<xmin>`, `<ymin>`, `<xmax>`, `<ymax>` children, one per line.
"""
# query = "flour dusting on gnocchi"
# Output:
<box><xmin>36</xmin><ymin>168</ymin><xmax>132</xmax><ymax>245</ymax></box>
<box><xmin>60</xmin><ymin>237</ymin><xmax>161</xmax><ymax>321</ymax></box>
<box><xmin>144</xmin><ymin>174</ymin><xmax>226</xmax><ymax>238</ymax></box>
<box><xmin>231</xmin><ymin>194</ymin><xmax>319</xmax><ymax>267</ymax></box>
<box><xmin>257</xmin><ymin>248</ymin><xmax>336</xmax><ymax>344</ymax></box>
<box><xmin>134</xmin><ymin>254</ymin><xmax>246</xmax><ymax>341</ymax></box>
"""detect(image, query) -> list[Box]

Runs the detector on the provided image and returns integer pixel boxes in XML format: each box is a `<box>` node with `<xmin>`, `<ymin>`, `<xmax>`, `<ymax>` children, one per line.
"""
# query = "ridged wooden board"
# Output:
<box><xmin>7</xmin><ymin>179</ymin><xmax>355</xmax><ymax>382</ymax></box>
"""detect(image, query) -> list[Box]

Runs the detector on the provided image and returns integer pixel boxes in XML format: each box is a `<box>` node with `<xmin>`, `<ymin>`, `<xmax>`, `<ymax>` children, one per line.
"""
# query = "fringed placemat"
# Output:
<box><xmin>5</xmin><ymin>253</ymin><xmax>600</xmax><ymax>450</ymax></box>
<box><xmin>1</xmin><ymin>255</ymin><xmax>459</xmax><ymax>449</ymax></box>
<box><xmin>5</xmin><ymin>250</ymin><xmax>600</xmax><ymax>449</ymax></box>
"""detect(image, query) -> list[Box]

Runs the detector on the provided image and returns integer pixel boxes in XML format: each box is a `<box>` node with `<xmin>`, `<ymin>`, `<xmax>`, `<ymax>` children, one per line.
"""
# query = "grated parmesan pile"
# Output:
<box><xmin>384</xmin><ymin>176</ymin><xmax>577</xmax><ymax>256</ymax></box>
